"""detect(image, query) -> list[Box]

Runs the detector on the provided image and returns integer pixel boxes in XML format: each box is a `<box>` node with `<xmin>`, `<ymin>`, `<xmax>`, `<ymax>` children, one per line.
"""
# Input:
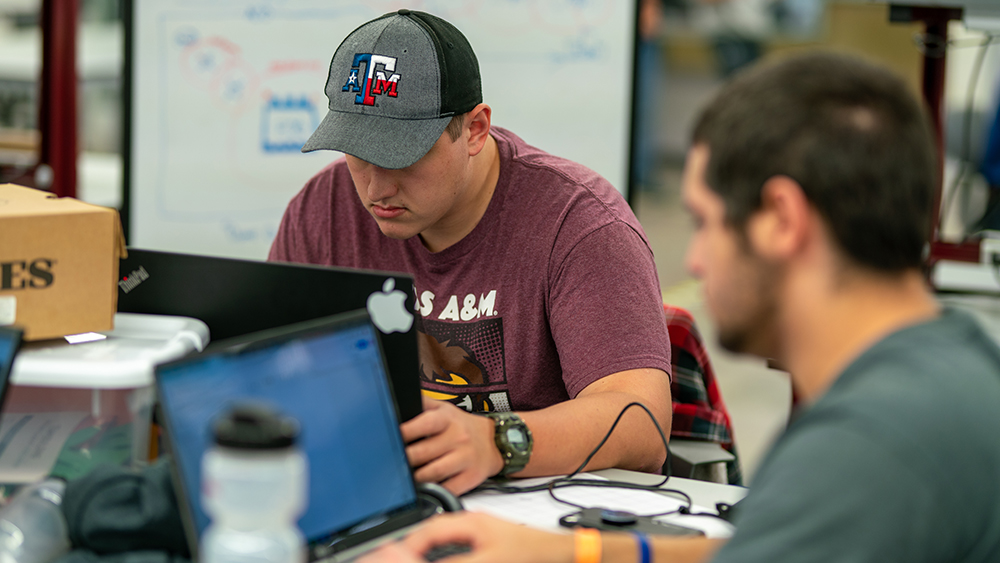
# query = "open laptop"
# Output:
<box><xmin>155</xmin><ymin>310</ymin><xmax>445</xmax><ymax>562</ymax></box>
<box><xmin>118</xmin><ymin>249</ymin><xmax>421</xmax><ymax>422</ymax></box>
<box><xmin>0</xmin><ymin>327</ymin><xmax>22</xmax><ymax>410</ymax></box>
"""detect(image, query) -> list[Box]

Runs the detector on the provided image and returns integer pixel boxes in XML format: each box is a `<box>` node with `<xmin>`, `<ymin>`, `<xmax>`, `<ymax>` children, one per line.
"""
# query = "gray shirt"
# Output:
<box><xmin>713</xmin><ymin>308</ymin><xmax>1000</xmax><ymax>562</ymax></box>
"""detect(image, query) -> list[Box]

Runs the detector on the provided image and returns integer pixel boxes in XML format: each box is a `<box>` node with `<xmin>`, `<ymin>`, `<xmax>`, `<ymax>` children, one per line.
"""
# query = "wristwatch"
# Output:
<box><xmin>485</xmin><ymin>412</ymin><xmax>533</xmax><ymax>476</ymax></box>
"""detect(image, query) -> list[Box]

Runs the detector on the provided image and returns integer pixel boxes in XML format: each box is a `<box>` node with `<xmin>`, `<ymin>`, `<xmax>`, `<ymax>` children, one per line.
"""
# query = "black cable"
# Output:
<box><xmin>948</xmin><ymin>36</ymin><xmax>1000</xmax><ymax>49</ymax></box>
<box><xmin>677</xmin><ymin>502</ymin><xmax>739</xmax><ymax>523</ymax></box>
<box><xmin>473</xmin><ymin>401</ymin><xmax>671</xmax><ymax>493</ymax></box>
<box><xmin>545</xmin><ymin>477</ymin><xmax>694</xmax><ymax>518</ymax></box>
<box><xmin>912</xmin><ymin>32</ymin><xmax>1000</xmax><ymax>57</ymax></box>
<box><xmin>472</xmin><ymin>402</ymin><xmax>734</xmax><ymax>521</ymax></box>
<box><xmin>563</xmin><ymin>401</ymin><xmax>671</xmax><ymax>480</ymax></box>
<box><xmin>914</xmin><ymin>32</ymin><xmax>949</xmax><ymax>59</ymax></box>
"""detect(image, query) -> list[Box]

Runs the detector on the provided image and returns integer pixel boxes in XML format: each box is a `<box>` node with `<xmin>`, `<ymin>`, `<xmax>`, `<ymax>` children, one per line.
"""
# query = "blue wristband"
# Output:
<box><xmin>634</xmin><ymin>532</ymin><xmax>651</xmax><ymax>563</ymax></box>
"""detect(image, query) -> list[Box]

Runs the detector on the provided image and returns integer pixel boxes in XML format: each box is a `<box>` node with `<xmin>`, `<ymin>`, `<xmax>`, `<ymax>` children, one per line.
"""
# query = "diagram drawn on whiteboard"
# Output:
<box><xmin>131</xmin><ymin>0</ymin><xmax>633</xmax><ymax>259</ymax></box>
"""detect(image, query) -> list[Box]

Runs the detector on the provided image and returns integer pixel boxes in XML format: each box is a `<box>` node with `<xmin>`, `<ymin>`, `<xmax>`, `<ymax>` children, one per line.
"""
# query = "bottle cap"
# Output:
<box><xmin>212</xmin><ymin>404</ymin><xmax>300</xmax><ymax>449</ymax></box>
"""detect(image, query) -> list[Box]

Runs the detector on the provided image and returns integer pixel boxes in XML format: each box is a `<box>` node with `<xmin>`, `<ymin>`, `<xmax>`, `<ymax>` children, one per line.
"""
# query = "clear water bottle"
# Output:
<box><xmin>0</xmin><ymin>479</ymin><xmax>70</xmax><ymax>563</ymax></box>
<box><xmin>200</xmin><ymin>404</ymin><xmax>307</xmax><ymax>563</ymax></box>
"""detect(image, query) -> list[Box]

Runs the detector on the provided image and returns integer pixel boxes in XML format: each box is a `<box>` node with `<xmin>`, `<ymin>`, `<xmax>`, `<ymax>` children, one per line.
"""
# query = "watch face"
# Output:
<box><xmin>506</xmin><ymin>426</ymin><xmax>529</xmax><ymax>453</ymax></box>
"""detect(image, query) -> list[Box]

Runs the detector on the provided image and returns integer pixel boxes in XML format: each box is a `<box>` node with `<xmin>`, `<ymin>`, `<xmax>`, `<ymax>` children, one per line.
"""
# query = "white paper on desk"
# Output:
<box><xmin>0</xmin><ymin>412</ymin><xmax>88</xmax><ymax>483</ymax></box>
<box><xmin>462</xmin><ymin>473</ymin><xmax>735</xmax><ymax>539</ymax></box>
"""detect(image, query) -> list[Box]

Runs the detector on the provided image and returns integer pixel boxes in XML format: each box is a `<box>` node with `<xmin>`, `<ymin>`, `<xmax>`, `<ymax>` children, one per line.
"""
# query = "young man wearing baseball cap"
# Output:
<box><xmin>358</xmin><ymin>51</ymin><xmax>1000</xmax><ymax>563</ymax></box>
<box><xmin>269</xmin><ymin>10</ymin><xmax>673</xmax><ymax>495</ymax></box>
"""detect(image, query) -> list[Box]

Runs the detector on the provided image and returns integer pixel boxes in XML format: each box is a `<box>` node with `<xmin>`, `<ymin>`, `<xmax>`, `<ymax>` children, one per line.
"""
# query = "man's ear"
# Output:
<box><xmin>747</xmin><ymin>176</ymin><xmax>811</xmax><ymax>260</ymax></box>
<box><xmin>466</xmin><ymin>103</ymin><xmax>492</xmax><ymax>157</ymax></box>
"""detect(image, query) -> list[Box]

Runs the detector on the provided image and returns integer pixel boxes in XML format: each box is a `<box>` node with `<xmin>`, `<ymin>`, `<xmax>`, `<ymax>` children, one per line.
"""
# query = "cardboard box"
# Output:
<box><xmin>0</xmin><ymin>184</ymin><xmax>126</xmax><ymax>340</ymax></box>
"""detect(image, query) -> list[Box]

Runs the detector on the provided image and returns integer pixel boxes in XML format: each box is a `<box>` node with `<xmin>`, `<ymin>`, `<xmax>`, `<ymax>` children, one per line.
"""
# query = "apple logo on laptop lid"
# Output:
<box><xmin>367</xmin><ymin>278</ymin><xmax>414</xmax><ymax>334</ymax></box>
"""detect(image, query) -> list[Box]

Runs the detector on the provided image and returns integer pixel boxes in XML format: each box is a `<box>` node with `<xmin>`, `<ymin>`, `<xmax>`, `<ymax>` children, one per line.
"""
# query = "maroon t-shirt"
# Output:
<box><xmin>269</xmin><ymin>127</ymin><xmax>671</xmax><ymax>413</ymax></box>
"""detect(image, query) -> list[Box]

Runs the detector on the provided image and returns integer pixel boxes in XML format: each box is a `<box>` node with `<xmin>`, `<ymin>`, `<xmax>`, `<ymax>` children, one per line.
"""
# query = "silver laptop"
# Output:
<box><xmin>155</xmin><ymin>310</ymin><xmax>443</xmax><ymax>562</ymax></box>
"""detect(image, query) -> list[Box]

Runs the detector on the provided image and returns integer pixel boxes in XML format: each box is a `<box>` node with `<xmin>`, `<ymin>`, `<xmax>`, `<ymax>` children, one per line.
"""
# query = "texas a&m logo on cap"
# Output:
<box><xmin>342</xmin><ymin>53</ymin><xmax>400</xmax><ymax>106</ymax></box>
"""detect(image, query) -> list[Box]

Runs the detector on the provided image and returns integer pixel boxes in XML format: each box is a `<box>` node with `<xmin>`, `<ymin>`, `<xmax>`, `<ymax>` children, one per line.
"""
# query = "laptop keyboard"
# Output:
<box><xmin>424</xmin><ymin>543</ymin><xmax>471</xmax><ymax>561</ymax></box>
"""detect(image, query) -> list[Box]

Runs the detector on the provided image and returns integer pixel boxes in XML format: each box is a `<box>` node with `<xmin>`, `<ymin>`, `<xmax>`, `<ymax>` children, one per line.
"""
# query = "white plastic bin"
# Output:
<box><xmin>2</xmin><ymin>313</ymin><xmax>209</xmax><ymax>483</ymax></box>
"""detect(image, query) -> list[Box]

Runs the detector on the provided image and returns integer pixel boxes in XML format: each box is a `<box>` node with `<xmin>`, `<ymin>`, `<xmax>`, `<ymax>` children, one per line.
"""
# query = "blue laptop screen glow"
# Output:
<box><xmin>0</xmin><ymin>331</ymin><xmax>17</xmax><ymax>381</ymax></box>
<box><xmin>157</xmin><ymin>319</ymin><xmax>416</xmax><ymax>541</ymax></box>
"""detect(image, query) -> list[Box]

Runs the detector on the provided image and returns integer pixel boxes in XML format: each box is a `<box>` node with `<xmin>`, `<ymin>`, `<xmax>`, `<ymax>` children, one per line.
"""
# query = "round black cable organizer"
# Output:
<box><xmin>472</xmin><ymin>402</ymin><xmax>732</xmax><ymax>522</ymax></box>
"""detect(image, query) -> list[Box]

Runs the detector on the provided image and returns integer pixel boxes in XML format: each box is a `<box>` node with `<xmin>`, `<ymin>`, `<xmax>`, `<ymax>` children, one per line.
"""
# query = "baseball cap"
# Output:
<box><xmin>302</xmin><ymin>9</ymin><xmax>482</xmax><ymax>169</ymax></box>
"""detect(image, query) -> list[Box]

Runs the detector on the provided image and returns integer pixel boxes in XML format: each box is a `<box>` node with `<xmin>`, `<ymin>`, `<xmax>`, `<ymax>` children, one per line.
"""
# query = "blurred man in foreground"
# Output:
<box><xmin>363</xmin><ymin>51</ymin><xmax>1000</xmax><ymax>563</ymax></box>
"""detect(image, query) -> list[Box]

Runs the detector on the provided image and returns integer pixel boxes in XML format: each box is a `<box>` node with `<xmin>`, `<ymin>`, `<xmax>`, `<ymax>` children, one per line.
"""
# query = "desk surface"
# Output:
<box><xmin>591</xmin><ymin>468</ymin><xmax>748</xmax><ymax>509</ymax></box>
<box><xmin>463</xmin><ymin>469</ymin><xmax>747</xmax><ymax>538</ymax></box>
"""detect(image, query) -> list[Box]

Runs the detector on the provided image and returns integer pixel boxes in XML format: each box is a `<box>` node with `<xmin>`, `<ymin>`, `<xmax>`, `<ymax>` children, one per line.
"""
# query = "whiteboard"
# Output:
<box><xmin>126</xmin><ymin>0</ymin><xmax>637</xmax><ymax>260</ymax></box>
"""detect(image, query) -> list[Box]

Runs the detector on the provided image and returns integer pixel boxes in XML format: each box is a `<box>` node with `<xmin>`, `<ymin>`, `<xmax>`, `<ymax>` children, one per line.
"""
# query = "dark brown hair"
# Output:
<box><xmin>692</xmin><ymin>52</ymin><xmax>937</xmax><ymax>272</ymax></box>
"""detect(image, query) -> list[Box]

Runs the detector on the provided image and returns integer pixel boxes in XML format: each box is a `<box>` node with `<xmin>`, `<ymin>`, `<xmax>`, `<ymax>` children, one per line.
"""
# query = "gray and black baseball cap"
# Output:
<box><xmin>302</xmin><ymin>9</ymin><xmax>482</xmax><ymax>169</ymax></box>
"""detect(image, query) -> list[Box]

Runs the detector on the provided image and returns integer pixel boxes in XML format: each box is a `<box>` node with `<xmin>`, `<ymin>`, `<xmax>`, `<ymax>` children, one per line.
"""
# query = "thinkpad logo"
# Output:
<box><xmin>119</xmin><ymin>266</ymin><xmax>150</xmax><ymax>294</ymax></box>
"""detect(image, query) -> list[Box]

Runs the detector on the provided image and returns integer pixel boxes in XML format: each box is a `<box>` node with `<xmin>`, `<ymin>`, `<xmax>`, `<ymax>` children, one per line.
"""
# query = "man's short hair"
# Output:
<box><xmin>692</xmin><ymin>52</ymin><xmax>937</xmax><ymax>272</ymax></box>
<box><xmin>445</xmin><ymin>114</ymin><xmax>465</xmax><ymax>142</ymax></box>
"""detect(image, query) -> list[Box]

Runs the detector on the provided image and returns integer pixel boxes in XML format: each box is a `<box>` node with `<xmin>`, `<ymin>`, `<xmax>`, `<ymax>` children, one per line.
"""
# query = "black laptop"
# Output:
<box><xmin>118</xmin><ymin>249</ymin><xmax>421</xmax><ymax>421</ymax></box>
<box><xmin>155</xmin><ymin>310</ymin><xmax>442</xmax><ymax>562</ymax></box>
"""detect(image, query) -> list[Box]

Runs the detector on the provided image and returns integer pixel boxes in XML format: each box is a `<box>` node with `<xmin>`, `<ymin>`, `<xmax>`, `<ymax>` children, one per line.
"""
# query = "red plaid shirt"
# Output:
<box><xmin>665</xmin><ymin>305</ymin><xmax>742</xmax><ymax>485</ymax></box>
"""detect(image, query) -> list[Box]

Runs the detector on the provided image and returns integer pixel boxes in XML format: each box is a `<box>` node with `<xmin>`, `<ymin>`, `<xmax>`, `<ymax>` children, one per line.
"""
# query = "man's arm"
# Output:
<box><xmin>358</xmin><ymin>512</ymin><xmax>723</xmax><ymax>563</ymax></box>
<box><xmin>520</xmin><ymin>367</ymin><xmax>672</xmax><ymax>476</ymax></box>
<box><xmin>606</xmin><ymin>531</ymin><xmax>724</xmax><ymax>563</ymax></box>
<box><xmin>401</xmin><ymin>367</ymin><xmax>672</xmax><ymax>495</ymax></box>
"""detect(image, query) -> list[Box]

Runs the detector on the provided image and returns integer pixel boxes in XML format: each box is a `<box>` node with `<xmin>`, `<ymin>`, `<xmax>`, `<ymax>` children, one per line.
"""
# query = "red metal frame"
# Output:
<box><xmin>892</xmin><ymin>5</ymin><xmax>981</xmax><ymax>266</ymax></box>
<box><xmin>914</xmin><ymin>6</ymin><xmax>982</xmax><ymax>267</ymax></box>
<box><xmin>930</xmin><ymin>240</ymin><xmax>981</xmax><ymax>263</ymax></box>
<box><xmin>38</xmin><ymin>0</ymin><xmax>79</xmax><ymax>198</ymax></box>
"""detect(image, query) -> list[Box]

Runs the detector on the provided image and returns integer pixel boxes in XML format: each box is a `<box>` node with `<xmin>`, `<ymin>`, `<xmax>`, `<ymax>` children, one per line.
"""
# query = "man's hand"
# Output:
<box><xmin>358</xmin><ymin>512</ymin><xmax>723</xmax><ymax>563</ymax></box>
<box><xmin>357</xmin><ymin>540</ymin><xmax>425</xmax><ymax>563</ymax></box>
<box><xmin>358</xmin><ymin>512</ymin><xmax>573</xmax><ymax>563</ymax></box>
<box><xmin>401</xmin><ymin>397</ymin><xmax>504</xmax><ymax>496</ymax></box>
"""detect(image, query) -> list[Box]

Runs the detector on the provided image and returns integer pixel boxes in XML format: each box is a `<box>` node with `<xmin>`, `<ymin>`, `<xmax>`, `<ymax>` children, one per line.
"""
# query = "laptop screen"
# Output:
<box><xmin>155</xmin><ymin>311</ymin><xmax>417</xmax><ymax>544</ymax></box>
<box><xmin>0</xmin><ymin>328</ymin><xmax>21</xmax><ymax>399</ymax></box>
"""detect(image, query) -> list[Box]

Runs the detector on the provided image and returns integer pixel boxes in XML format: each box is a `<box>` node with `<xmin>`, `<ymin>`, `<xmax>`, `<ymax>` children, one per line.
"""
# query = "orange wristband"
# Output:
<box><xmin>574</xmin><ymin>528</ymin><xmax>602</xmax><ymax>563</ymax></box>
